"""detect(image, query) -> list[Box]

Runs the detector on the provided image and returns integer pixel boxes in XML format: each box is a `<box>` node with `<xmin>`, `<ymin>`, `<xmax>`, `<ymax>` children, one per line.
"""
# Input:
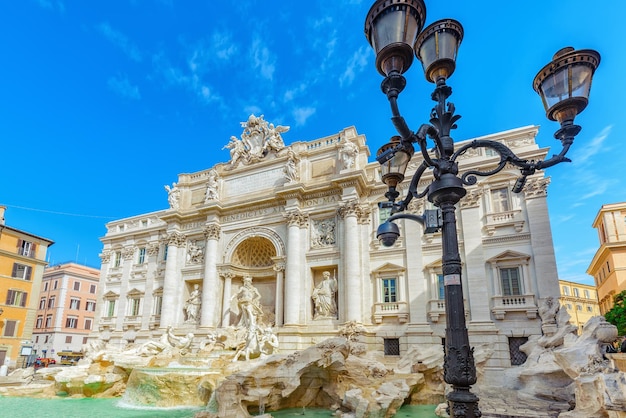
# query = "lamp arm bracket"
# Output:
<box><xmin>414</xmin><ymin>124</ymin><xmax>438</xmax><ymax>167</ymax></box>
<box><xmin>386</xmin><ymin>212</ymin><xmax>426</xmax><ymax>227</ymax></box>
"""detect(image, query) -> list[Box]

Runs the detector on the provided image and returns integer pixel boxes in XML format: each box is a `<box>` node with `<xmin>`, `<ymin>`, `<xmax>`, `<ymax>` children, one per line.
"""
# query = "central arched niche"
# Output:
<box><xmin>231</xmin><ymin>236</ymin><xmax>276</xmax><ymax>268</ymax></box>
<box><xmin>229</xmin><ymin>236</ymin><xmax>278</xmax><ymax>326</ymax></box>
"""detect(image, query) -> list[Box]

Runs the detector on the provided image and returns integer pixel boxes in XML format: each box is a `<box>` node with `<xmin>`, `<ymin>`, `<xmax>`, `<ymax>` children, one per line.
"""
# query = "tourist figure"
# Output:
<box><xmin>312</xmin><ymin>271</ymin><xmax>338</xmax><ymax>319</ymax></box>
<box><xmin>164</xmin><ymin>182</ymin><xmax>180</xmax><ymax>210</ymax></box>
<box><xmin>233</xmin><ymin>276</ymin><xmax>264</xmax><ymax>329</ymax></box>
<box><xmin>184</xmin><ymin>284</ymin><xmax>202</xmax><ymax>324</ymax></box>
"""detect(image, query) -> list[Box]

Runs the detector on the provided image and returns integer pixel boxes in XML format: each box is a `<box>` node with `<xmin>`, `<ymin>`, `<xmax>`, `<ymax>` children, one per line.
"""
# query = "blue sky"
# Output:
<box><xmin>1</xmin><ymin>1</ymin><xmax>624</xmax><ymax>285</ymax></box>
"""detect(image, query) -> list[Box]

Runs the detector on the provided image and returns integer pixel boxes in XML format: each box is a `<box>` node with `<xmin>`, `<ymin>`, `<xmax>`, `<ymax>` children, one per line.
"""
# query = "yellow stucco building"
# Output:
<box><xmin>558</xmin><ymin>279</ymin><xmax>600</xmax><ymax>333</ymax></box>
<box><xmin>587</xmin><ymin>202</ymin><xmax>626</xmax><ymax>315</ymax></box>
<box><xmin>0</xmin><ymin>206</ymin><xmax>54</xmax><ymax>369</ymax></box>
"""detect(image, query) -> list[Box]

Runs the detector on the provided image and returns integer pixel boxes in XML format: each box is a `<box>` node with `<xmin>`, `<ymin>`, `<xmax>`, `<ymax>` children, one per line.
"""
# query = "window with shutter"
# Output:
<box><xmin>3</xmin><ymin>320</ymin><xmax>17</xmax><ymax>337</ymax></box>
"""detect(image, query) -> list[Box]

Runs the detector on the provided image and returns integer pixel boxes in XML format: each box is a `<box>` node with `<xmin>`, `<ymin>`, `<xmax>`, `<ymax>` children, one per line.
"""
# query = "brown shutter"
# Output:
<box><xmin>30</xmin><ymin>243</ymin><xmax>37</xmax><ymax>258</ymax></box>
<box><xmin>16</xmin><ymin>239</ymin><xmax>22</xmax><ymax>251</ymax></box>
<box><xmin>5</xmin><ymin>290</ymin><xmax>13</xmax><ymax>305</ymax></box>
<box><xmin>4</xmin><ymin>321</ymin><xmax>16</xmax><ymax>337</ymax></box>
<box><xmin>20</xmin><ymin>292</ymin><xmax>27</xmax><ymax>307</ymax></box>
<box><xmin>11</xmin><ymin>263</ymin><xmax>17</xmax><ymax>278</ymax></box>
<box><xmin>25</xmin><ymin>266</ymin><xmax>32</xmax><ymax>281</ymax></box>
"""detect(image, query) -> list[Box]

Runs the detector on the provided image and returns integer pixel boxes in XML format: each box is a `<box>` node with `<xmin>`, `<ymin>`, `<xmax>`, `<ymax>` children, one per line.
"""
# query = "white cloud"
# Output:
<box><xmin>293</xmin><ymin>107</ymin><xmax>316</xmax><ymax>126</ymax></box>
<box><xmin>212</xmin><ymin>31</ymin><xmax>238</xmax><ymax>61</ymax></box>
<box><xmin>339</xmin><ymin>46</ymin><xmax>370</xmax><ymax>87</ymax></box>
<box><xmin>37</xmin><ymin>0</ymin><xmax>65</xmax><ymax>13</ymax></box>
<box><xmin>97</xmin><ymin>22</ymin><xmax>142</xmax><ymax>62</ymax></box>
<box><xmin>250</xmin><ymin>37</ymin><xmax>275</xmax><ymax>81</ymax></box>
<box><xmin>107</xmin><ymin>75</ymin><xmax>140</xmax><ymax>100</ymax></box>
<box><xmin>152</xmin><ymin>52</ymin><xmax>220</xmax><ymax>105</ymax></box>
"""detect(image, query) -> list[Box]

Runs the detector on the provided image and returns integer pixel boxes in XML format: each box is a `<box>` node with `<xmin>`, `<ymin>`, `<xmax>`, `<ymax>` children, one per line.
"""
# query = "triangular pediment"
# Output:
<box><xmin>127</xmin><ymin>288</ymin><xmax>144</xmax><ymax>297</ymax></box>
<box><xmin>103</xmin><ymin>290</ymin><xmax>119</xmax><ymax>298</ymax></box>
<box><xmin>372</xmin><ymin>262</ymin><xmax>405</xmax><ymax>273</ymax></box>
<box><xmin>487</xmin><ymin>250</ymin><xmax>530</xmax><ymax>263</ymax></box>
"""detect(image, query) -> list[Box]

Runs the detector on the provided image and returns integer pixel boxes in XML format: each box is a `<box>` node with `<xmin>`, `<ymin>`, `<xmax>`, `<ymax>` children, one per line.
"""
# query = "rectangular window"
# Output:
<box><xmin>89</xmin><ymin>284</ymin><xmax>96</xmax><ymax>294</ymax></box>
<box><xmin>586</xmin><ymin>306</ymin><xmax>593</xmax><ymax>312</ymax></box>
<box><xmin>66</xmin><ymin>317</ymin><xmax>78</xmax><ymax>329</ymax></box>
<box><xmin>378</xmin><ymin>206</ymin><xmax>391</xmax><ymax>224</ymax></box>
<box><xmin>577</xmin><ymin>304</ymin><xmax>582</xmax><ymax>311</ymax></box>
<box><xmin>69</xmin><ymin>298</ymin><xmax>80</xmax><ymax>310</ymax></box>
<box><xmin>73</xmin><ymin>281</ymin><xmax>80</xmax><ymax>291</ymax></box>
<box><xmin>562</xmin><ymin>286</ymin><xmax>570</xmax><ymax>296</ymax></box>
<box><xmin>606</xmin><ymin>261</ymin><xmax>611</xmax><ymax>273</ymax></box>
<box><xmin>509</xmin><ymin>337</ymin><xmax>528</xmax><ymax>366</ymax></box>
<box><xmin>382</xmin><ymin>278</ymin><xmax>397</xmax><ymax>303</ymax></box>
<box><xmin>48</xmin><ymin>296</ymin><xmax>55</xmax><ymax>309</ymax></box>
<box><xmin>114</xmin><ymin>251</ymin><xmax>122</xmax><ymax>267</ymax></box>
<box><xmin>437</xmin><ymin>274</ymin><xmax>445</xmax><ymax>300</ymax></box>
<box><xmin>106</xmin><ymin>300</ymin><xmax>116</xmax><ymax>317</ymax></box>
<box><xmin>65</xmin><ymin>336</ymin><xmax>72</xmax><ymax>344</ymax></box>
<box><xmin>11</xmin><ymin>263</ymin><xmax>32</xmax><ymax>280</ymax></box>
<box><xmin>138</xmin><ymin>247</ymin><xmax>146</xmax><ymax>264</ymax></box>
<box><xmin>129</xmin><ymin>298</ymin><xmax>141</xmax><ymax>316</ymax></box>
<box><xmin>491</xmin><ymin>187</ymin><xmax>510</xmax><ymax>212</ymax></box>
<box><xmin>3</xmin><ymin>320</ymin><xmax>17</xmax><ymax>337</ymax></box>
<box><xmin>85</xmin><ymin>301</ymin><xmax>96</xmax><ymax>312</ymax></box>
<box><xmin>584</xmin><ymin>289</ymin><xmax>590</xmax><ymax>299</ymax></box>
<box><xmin>18</xmin><ymin>239</ymin><xmax>36</xmax><ymax>257</ymax></box>
<box><xmin>573</xmin><ymin>288</ymin><xmax>579</xmax><ymax>298</ymax></box>
<box><xmin>35</xmin><ymin>336</ymin><xmax>39</xmax><ymax>343</ymax></box>
<box><xmin>5</xmin><ymin>289</ymin><xmax>27</xmax><ymax>307</ymax></box>
<box><xmin>163</xmin><ymin>245</ymin><xmax>168</xmax><ymax>261</ymax></box>
<box><xmin>383</xmin><ymin>338</ymin><xmax>400</xmax><ymax>356</ymax></box>
<box><xmin>45</xmin><ymin>335</ymin><xmax>49</xmax><ymax>343</ymax></box>
<box><xmin>83</xmin><ymin>337</ymin><xmax>88</xmax><ymax>344</ymax></box>
<box><xmin>500</xmin><ymin>267</ymin><xmax>521</xmax><ymax>296</ymax></box>
<box><xmin>39</xmin><ymin>297</ymin><xmax>46</xmax><ymax>310</ymax></box>
<box><xmin>45</xmin><ymin>315</ymin><xmax>52</xmax><ymax>327</ymax></box>
<box><xmin>36</xmin><ymin>316</ymin><xmax>43</xmax><ymax>328</ymax></box>
<box><xmin>84</xmin><ymin>319</ymin><xmax>92</xmax><ymax>330</ymax></box>
<box><xmin>53</xmin><ymin>280</ymin><xmax>58</xmax><ymax>290</ymax></box>
<box><xmin>44</xmin><ymin>282</ymin><xmax>49</xmax><ymax>291</ymax></box>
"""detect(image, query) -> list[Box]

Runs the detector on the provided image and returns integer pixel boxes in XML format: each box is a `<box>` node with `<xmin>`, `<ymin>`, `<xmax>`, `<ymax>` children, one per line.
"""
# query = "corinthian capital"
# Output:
<box><xmin>167</xmin><ymin>231</ymin><xmax>187</xmax><ymax>247</ymax></box>
<box><xmin>204</xmin><ymin>224</ymin><xmax>221</xmax><ymax>240</ymax></box>
<box><xmin>284</xmin><ymin>210</ymin><xmax>308</xmax><ymax>227</ymax></box>
<box><xmin>338</xmin><ymin>199</ymin><xmax>360</xmax><ymax>218</ymax></box>
<box><xmin>524</xmin><ymin>177</ymin><xmax>550</xmax><ymax>199</ymax></box>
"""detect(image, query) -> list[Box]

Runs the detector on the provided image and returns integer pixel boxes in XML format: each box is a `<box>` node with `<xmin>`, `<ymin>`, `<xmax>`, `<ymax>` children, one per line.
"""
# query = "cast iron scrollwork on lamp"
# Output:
<box><xmin>365</xmin><ymin>1</ymin><xmax>600</xmax><ymax>417</ymax></box>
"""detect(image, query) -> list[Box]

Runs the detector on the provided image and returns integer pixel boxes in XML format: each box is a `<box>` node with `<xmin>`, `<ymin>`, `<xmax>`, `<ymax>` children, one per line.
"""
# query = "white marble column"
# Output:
<box><xmin>339</xmin><ymin>200</ymin><xmax>362</xmax><ymax>322</ymax></box>
<box><xmin>284</xmin><ymin>210</ymin><xmax>306</xmax><ymax>326</ymax></box>
<box><xmin>114</xmin><ymin>245</ymin><xmax>136</xmax><ymax>331</ymax></box>
<box><xmin>160</xmin><ymin>231</ymin><xmax>186</xmax><ymax>328</ymax></box>
<box><xmin>459</xmin><ymin>189</ymin><xmax>492</xmax><ymax>323</ymax></box>
<box><xmin>221</xmin><ymin>273</ymin><xmax>233</xmax><ymax>327</ymax></box>
<box><xmin>524</xmin><ymin>178</ymin><xmax>560</xmax><ymax>298</ymax></box>
<box><xmin>201</xmin><ymin>224</ymin><xmax>221</xmax><ymax>327</ymax></box>
<box><xmin>141</xmin><ymin>242</ymin><xmax>160</xmax><ymax>330</ymax></box>
<box><xmin>273</xmin><ymin>261</ymin><xmax>285</xmax><ymax>327</ymax></box>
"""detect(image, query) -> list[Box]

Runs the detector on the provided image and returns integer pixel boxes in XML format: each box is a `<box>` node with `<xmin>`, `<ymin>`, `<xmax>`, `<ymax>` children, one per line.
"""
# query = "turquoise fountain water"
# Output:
<box><xmin>0</xmin><ymin>396</ymin><xmax>438</xmax><ymax>417</ymax></box>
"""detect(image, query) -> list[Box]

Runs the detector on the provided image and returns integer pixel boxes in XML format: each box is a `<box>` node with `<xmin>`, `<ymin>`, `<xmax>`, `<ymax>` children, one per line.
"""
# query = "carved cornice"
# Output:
<box><xmin>524</xmin><ymin>177</ymin><xmax>550</xmax><ymax>199</ymax></box>
<box><xmin>204</xmin><ymin>224</ymin><xmax>222</xmax><ymax>240</ymax></box>
<box><xmin>167</xmin><ymin>231</ymin><xmax>187</xmax><ymax>247</ymax></box>
<box><xmin>482</xmin><ymin>232</ymin><xmax>531</xmax><ymax>245</ymax></box>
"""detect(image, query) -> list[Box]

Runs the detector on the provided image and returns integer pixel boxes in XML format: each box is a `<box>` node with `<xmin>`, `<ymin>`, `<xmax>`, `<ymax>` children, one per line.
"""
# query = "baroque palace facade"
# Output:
<box><xmin>92</xmin><ymin>116</ymin><xmax>560</xmax><ymax>370</ymax></box>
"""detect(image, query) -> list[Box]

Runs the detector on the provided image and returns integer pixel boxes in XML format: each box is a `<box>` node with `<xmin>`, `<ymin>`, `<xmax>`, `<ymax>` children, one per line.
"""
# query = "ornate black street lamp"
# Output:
<box><xmin>364</xmin><ymin>1</ymin><xmax>600</xmax><ymax>417</ymax></box>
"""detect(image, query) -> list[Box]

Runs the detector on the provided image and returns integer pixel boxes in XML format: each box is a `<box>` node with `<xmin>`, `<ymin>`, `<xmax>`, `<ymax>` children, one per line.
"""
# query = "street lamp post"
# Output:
<box><xmin>364</xmin><ymin>1</ymin><xmax>600</xmax><ymax>417</ymax></box>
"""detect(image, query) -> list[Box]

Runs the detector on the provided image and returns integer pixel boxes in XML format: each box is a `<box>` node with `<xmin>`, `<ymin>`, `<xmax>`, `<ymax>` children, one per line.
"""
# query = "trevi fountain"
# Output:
<box><xmin>0</xmin><ymin>295</ymin><xmax>625</xmax><ymax>417</ymax></box>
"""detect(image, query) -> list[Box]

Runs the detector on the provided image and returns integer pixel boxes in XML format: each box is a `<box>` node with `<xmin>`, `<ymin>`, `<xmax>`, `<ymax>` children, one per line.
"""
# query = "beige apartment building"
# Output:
<box><xmin>558</xmin><ymin>279</ymin><xmax>600</xmax><ymax>333</ymax></box>
<box><xmin>587</xmin><ymin>202</ymin><xmax>626</xmax><ymax>314</ymax></box>
<box><xmin>91</xmin><ymin>118</ymin><xmax>563</xmax><ymax>377</ymax></box>
<box><xmin>32</xmin><ymin>263</ymin><xmax>100</xmax><ymax>359</ymax></box>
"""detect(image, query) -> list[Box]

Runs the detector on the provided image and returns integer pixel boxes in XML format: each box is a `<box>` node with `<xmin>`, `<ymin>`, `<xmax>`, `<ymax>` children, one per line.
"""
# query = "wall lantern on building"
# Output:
<box><xmin>365</xmin><ymin>0</ymin><xmax>600</xmax><ymax>416</ymax></box>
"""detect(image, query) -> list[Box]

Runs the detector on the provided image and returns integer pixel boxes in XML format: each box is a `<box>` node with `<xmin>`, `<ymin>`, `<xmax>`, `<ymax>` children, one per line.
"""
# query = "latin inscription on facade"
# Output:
<box><xmin>224</xmin><ymin>167</ymin><xmax>284</xmax><ymax>197</ymax></box>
